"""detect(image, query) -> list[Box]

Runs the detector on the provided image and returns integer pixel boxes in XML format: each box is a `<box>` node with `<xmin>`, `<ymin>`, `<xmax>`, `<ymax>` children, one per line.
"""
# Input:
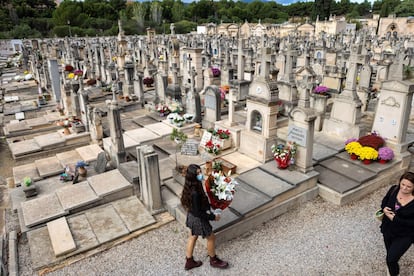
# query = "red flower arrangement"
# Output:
<box><xmin>357</xmin><ymin>131</ymin><xmax>384</xmax><ymax>150</ymax></box>
<box><xmin>64</xmin><ymin>65</ymin><xmax>74</xmax><ymax>72</ymax></box>
<box><xmin>205</xmin><ymin>139</ymin><xmax>221</xmax><ymax>155</ymax></box>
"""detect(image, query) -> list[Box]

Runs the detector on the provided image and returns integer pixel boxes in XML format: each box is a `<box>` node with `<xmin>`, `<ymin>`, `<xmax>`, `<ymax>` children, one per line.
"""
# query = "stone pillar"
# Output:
<box><xmin>288</xmin><ymin>108</ymin><xmax>317</xmax><ymax>173</ymax></box>
<box><xmin>137</xmin><ymin>145</ymin><xmax>164</xmax><ymax>214</ymax></box>
<box><xmin>107</xmin><ymin>95</ymin><xmax>126</xmax><ymax>168</ymax></box>
<box><xmin>48</xmin><ymin>59</ymin><xmax>61</xmax><ymax>102</ymax></box>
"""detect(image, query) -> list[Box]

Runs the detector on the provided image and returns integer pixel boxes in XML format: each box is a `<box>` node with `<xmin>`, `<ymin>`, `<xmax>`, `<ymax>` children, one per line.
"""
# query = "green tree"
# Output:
<box><xmin>312</xmin><ymin>0</ymin><xmax>331</xmax><ymax>21</ymax></box>
<box><xmin>131</xmin><ymin>2</ymin><xmax>146</xmax><ymax>34</ymax></box>
<box><xmin>174</xmin><ymin>19</ymin><xmax>196</xmax><ymax>34</ymax></box>
<box><xmin>380</xmin><ymin>0</ymin><xmax>401</xmax><ymax>17</ymax></box>
<box><xmin>150</xmin><ymin>1</ymin><xmax>163</xmax><ymax>25</ymax></box>
<box><xmin>394</xmin><ymin>0</ymin><xmax>414</xmax><ymax>17</ymax></box>
<box><xmin>171</xmin><ymin>0</ymin><xmax>185</xmax><ymax>22</ymax></box>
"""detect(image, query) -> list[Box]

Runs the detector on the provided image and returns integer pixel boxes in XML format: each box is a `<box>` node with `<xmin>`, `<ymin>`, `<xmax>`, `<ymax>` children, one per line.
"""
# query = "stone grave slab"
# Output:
<box><xmin>84</xmin><ymin>205</ymin><xmax>129</xmax><ymax>243</ymax></box>
<box><xmin>313</xmin><ymin>142</ymin><xmax>339</xmax><ymax>162</ymax></box>
<box><xmin>13</xmin><ymin>163</ymin><xmax>41</xmax><ymax>186</ymax></box>
<box><xmin>25</xmin><ymin>116</ymin><xmax>49</xmax><ymax>128</ymax></box>
<box><xmin>335</xmin><ymin>151</ymin><xmax>396</xmax><ymax>173</ymax></box>
<box><xmin>75</xmin><ymin>144</ymin><xmax>104</xmax><ymax>163</ymax></box>
<box><xmin>228</xmin><ymin>181</ymin><xmax>272</xmax><ymax>216</ymax></box>
<box><xmin>314</xmin><ymin>165</ymin><xmax>361</xmax><ymax>194</ymax></box>
<box><xmin>5</xmin><ymin>121</ymin><xmax>31</xmax><ymax>133</ymax></box>
<box><xmin>211</xmin><ymin>208</ymin><xmax>241</xmax><ymax>232</ymax></box>
<box><xmin>20</xmin><ymin>101</ymin><xmax>38</xmax><ymax>112</ymax></box>
<box><xmin>219</xmin><ymin>151</ymin><xmax>261</xmax><ymax>174</ymax></box>
<box><xmin>44</xmin><ymin>112</ymin><xmax>61</xmax><ymax>123</ymax></box>
<box><xmin>132</xmin><ymin>115</ymin><xmax>159</xmax><ymax>126</ymax></box>
<box><xmin>124</xmin><ymin>128</ymin><xmax>159</xmax><ymax>144</ymax></box>
<box><xmin>111</xmin><ymin>196</ymin><xmax>156</xmax><ymax>232</ymax></box>
<box><xmin>9</xmin><ymin>139</ymin><xmax>41</xmax><ymax>157</ymax></box>
<box><xmin>46</xmin><ymin>217</ymin><xmax>76</xmax><ymax>257</ymax></box>
<box><xmin>260</xmin><ymin>160</ymin><xmax>319</xmax><ymax>185</ymax></box>
<box><xmin>121</xmin><ymin>134</ymin><xmax>140</xmax><ymax>150</ymax></box>
<box><xmin>319</xmin><ymin>156</ymin><xmax>377</xmax><ymax>183</ymax></box>
<box><xmin>153</xmin><ymin>138</ymin><xmax>181</xmax><ymax>155</ymax></box>
<box><xmin>159</xmin><ymin>158</ymin><xmax>174</xmax><ymax>181</ymax></box>
<box><xmin>56</xmin><ymin>150</ymin><xmax>82</xmax><ymax>167</ymax></box>
<box><xmin>55</xmin><ymin>181</ymin><xmax>99</xmax><ymax>211</ymax></box>
<box><xmin>121</xmin><ymin>119</ymin><xmax>140</xmax><ymax>131</ymax></box>
<box><xmin>118</xmin><ymin>161</ymin><xmax>139</xmax><ymax>184</ymax></box>
<box><xmin>27</xmin><ymin>227</ymin><xmax>57</xmax><ymax>270</ymax></box>
<box><xmin>35</xmin><ymin>156</ymin><xmax>64</xmax><ymax>178</ymax></box>
<box><xmin>33</xmin><ymin>132</ymin><xmax>66</xmax><ymax>150</ymax></box>
<box><xmin>236</xmin><ymin>169</ymin><xmax>293</xmax><ymax>198</ymax></box>
<box><xmin>67</xmin><ymin>214</ymin><xmax>99</xmax><ymax>252</ymax></box>
<box><xmin>88</xmin><ymin>169</ymin><xmax>131</xmax><ymax>197</ymax></box>
<box><xmin>314</xmin><ymin>131</ymin><xmax>346</xmax><ymax>151</ymax></box>
<box><xmin>21</xmin><ymin>193</ymin><xmax>67</xmax><ymax>228</ymax></box>
<box><xmin>3</xmin><ymin>103</ymin><xmax>22</xmax><ymax>115</ymax></box>
<box><xmin>145</xmin><ymin>122</ymin><xmax>174</xmax><ymax>137</ymax></box>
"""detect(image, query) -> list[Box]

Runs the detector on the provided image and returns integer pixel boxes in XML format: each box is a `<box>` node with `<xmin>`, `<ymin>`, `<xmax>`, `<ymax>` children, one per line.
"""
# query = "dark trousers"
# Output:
<box><xmin>383</xmin><ymin>234</ymin><xmax>413</xmax><ymax>276</ymax></box>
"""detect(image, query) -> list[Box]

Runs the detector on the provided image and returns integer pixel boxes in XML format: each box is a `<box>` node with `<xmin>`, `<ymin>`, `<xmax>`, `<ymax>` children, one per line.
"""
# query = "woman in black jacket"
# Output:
<box><xmin>180</xmin><ymin>164</ymin><xmax>229</xmax><ymax>270</ymax></box>
<box><xmin>380</xmin><ymin>171</ymin><xmax>414</xmax><ymax>276</ymax></box>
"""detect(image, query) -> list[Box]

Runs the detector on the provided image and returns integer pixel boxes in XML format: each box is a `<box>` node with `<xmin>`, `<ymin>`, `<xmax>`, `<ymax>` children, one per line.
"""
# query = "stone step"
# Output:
<box><xmin>46</xmin><ymin>217</ymin><xmax>76</xmax><ymax>257</ymax></box>
<box><xmin>163</xmin><ymin>178</ymin><xmax>183</xmax><ymax>198</ymax></box>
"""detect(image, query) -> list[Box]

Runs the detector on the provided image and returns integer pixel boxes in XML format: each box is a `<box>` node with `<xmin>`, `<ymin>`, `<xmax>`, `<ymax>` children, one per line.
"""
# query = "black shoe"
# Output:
<box><xmin>210</xmin><ymin>255</ymin><xmax>229</xmax><ymax>269</ymax></box>
<box><xmin>185</xmin><ymin>257</ymin><xmax>202</xmax><ymax>270</ymax></box>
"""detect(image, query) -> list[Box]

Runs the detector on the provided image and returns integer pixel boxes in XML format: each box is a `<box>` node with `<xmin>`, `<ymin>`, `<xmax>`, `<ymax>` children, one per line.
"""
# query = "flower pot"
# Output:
<box><xmin>379</xmin><ymin>159</ymin><xmax>389</xmax><ymax>164</ymax></box>
<box><xmin>350</xmin><ymin>153</ymin><xmax>358</xmax><ymax>160</ymax></box>
<box><xmin>78</xmin><ymin>166</ymin><xmax>87</xmax><ymax>177</ymax></box>
<box><xmin>275</xmin><ymin>157</ymin><xmax>290</xmax><ymax>169</ymax></box>
<box><xmin>63</xmin><ymin>127</ymin><xmax>71</xmax><ymax>135</ymax></box>
<box><xmin>362</xmin><ymin>159</ymin><xmax>372</xmax><ymax>165</ymax></box>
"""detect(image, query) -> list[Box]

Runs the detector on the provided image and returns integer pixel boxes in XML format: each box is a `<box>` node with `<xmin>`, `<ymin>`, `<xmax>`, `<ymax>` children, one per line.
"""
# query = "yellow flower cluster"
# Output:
<box><xmin>357</xmin><ymin>146</ymin><xmax>378</xmax><ymax>161</ymax></box>
<box><xmin>345</xmin><ymin>141</ymin><xmax>362</xmax><ymax>155</ymax></box>
<box><xmin>345</xmin><ymin>141</ymin><xmax>379</xmax><ymax>160</ymax></box>
<box><xmin>68</xmin><ymin>73</ymin><xmax>75</xmax><ymax>79</ymax></box>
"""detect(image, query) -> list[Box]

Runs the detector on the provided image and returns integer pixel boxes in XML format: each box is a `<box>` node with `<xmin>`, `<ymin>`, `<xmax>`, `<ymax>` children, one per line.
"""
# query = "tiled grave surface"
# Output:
<box><xmin>319</xmin><ymin>157</ymin><xmax>377</xmax><ymax>183</ymax></box>
<box><xmin>25</xmin><ymin>116</ymin><xmax>50</xmax><ymax>127</ymax></box>
<box><xmin>314</xmin><ymin>165</ymin><xmax>361</xmax><ymax>194</ymax></box>
<box><xmin>9</xmin><ymin>139</ymin><xmax>41</xmax><ymax>157</ymax></box>
<box><xmin>21</xmin><ymin>193</ymin><xmax>67</xmax><ymax>228</ymax></box>
<box><xmin>27</xmin><ymin>227</ymin><xmax>57</xmax><ymax>269</ymax></box>
<box><xmin>33</xmin><ymin>132</ymin><xmax>66</xmax><ymax>150</ymax></box>
<box><xmin>34</xmin><ymin>156</ymin><xmax>64</xmax><ymax>178</ymax></box>
<box><xmin>124</xmin><ymin>127</ymin><xmax>160</xmax><ymax>144</ymax></box>
<box><xmin>260</xmin><ymin>160</ymin><xmax>319</xmax><ymax>185</ymax></box>
<box><xmin>56</xmin><ymin>150</ymin><xmax>82</xmax><ymax>167</ymax></box>
<box><xmin>132</xmin><ymin>115</ymin><xmax>159</xmax><ymax>126</ymax></box>
<box><xmin>236</xmin><ymin>169</ymin><xmax>293</xmax><ymax>198</ymax></box>
<box><xmin>111</xmin><ymin>196</ymin><xmax>156</xmax><ymax>232</ymax></box>
<box><xmin>121</xmin><ymin>119</ymin><xmax>140</xmax><ymax>131</ymax></box>
<box><xmin>88</xmin><ymin>169</ymin><xmax>132</xmax><ymax>197</ymax></box>
<box><xmin>84</xmin><ymin>205</ymin><xmax>129</xmax><ymax>243</ymax></box>
<box><xmin>55</xmin><ymin>181</ymin><xmax>99</xmax><ymax>211</ymax></box>
<box><xmin>67</xmin><ymin>214</ymin><xmax>99</xmax><ymax>252</ymax></box>
<box><xmin>13</xmin><ymin>163</ymin><xmax>41</xmax><ymax>186</ymax></box>
<box><xmin>218</xmin><ymin>151</ymin><xmax>261</xmax><ymax>174</ymax></box>
<box><xmin>313</xmin><ymin>142</ymin><xmax>339</xmax><ymax>162</ymax></box>
<box><xmin>228</xmin><ymin>181</ymin><xmax>272</xmax><ymax>216</ymax></box>
<box><xmin>46</xmin><ymin>217</ymin><xmax>77</xmax><ymax>256</ymax></box>
<box><xmin>75</xmin><ymin>144</ymin><xmax>104</xmax><ymax>162</ymax></box>
<box><xmin>145</xmin><ymin>122</ymin><xmax>174</xmax><ymax>137</ymax></box>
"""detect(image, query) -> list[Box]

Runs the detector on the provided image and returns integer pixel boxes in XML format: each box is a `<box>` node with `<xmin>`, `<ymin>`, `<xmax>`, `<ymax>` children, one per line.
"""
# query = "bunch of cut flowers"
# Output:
<box><xmin>208</xmin><ymin>128</ymin><xmax>231</xmax><ymax>140</ymax></box>
<box><xmin>205</xmin><ymin>171</ymin><xmax>238</xmax><ymax>214</ymax></box>
<box><xmin>205</xmin><ymin>139</ymin><xmax>221</xmax><ymax>155</ymax></box>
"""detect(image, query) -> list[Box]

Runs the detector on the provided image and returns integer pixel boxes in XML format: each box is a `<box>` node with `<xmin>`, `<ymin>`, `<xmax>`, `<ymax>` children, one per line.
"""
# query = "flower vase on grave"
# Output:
<box><xmin>350</xmin><ymin>153</ymin><xmax>358</xmax><ymax>160</ymax></box>
<box><xmin>275</xmin><ymin>156</ymin><xmax>291</xmax><ymax>169</ymax></box>
<box><xmin>78</xmin><ymin>166</ymin><xmax>87</xmax><ymax>177</ymax></box>
<box><xmin>362</xmin><ymin>159</ymin><xmax>372</xmax><ymax>165</ymax></box>
<box><xmin>379</xmin><ymin>159</ymin><xmax>389</xmax><ymax>164</ymax></box>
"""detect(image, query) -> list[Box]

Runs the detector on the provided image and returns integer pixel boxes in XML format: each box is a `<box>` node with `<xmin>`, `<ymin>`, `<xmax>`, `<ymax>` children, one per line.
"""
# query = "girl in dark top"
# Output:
<box><xmin>380</xmin><ymin>171</ymin><xmax>414</xmax><ymax>276</ymax></box>
<box><xmin>180</xmin><ymin>164</ymin><xmax>229</xmax><ymax>270</ymax></box>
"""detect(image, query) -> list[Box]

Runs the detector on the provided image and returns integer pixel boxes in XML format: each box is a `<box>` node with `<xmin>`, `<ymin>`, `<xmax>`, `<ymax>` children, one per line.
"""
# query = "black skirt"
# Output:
<box><xmin>186</xmin><ymin>212</ymin><xmax>212</xmax><ymax>238</ymax></box>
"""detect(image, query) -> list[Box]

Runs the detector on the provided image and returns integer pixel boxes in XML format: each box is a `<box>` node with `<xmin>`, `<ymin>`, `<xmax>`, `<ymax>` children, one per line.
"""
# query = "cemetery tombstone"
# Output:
<box><xmin>202</xmin><ymin>86</ymin><xmax>221</xmax><ymax>129</ymax></box>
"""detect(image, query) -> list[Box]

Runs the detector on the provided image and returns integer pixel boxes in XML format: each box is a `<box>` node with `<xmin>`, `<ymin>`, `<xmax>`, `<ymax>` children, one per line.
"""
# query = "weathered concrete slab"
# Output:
<box><xmin>75</xmin><ymin>144</ymin><xmax>104</xmax><ymax>163</ymax></box>
<box><xmin>47</xmin><ymin>217</ymin><xmax>76</xmax><ymax>257</ymax></box>
<box><xmin>314</xmin><ymin>131</ymin><xmax>346</xmax><ymax>151</ymax></box>
<box><xmin>24</xmin><ymin>116</ymin><xmax>49</xmax><ymax>128</ymax></box>
<box><xmin>145</xmin><ymin>122</ymin><xmax>174</xmax><ymax>137</ymax></box>
<box><xmin>111</xmin><ymin>196</ymin><xmax>156</xmax><ymax>232</ymax></box>
<box><xmin>120</xmin><ymin>119</ymin><xmax>140</xmax><ymax>131</ymax></box>
<box><xmin>55</xmin><ymin>181</ymin><xmax>99</xmax><ymax>211</ymax></box>
<box><xmin>55</xmin><ymin>150</ymin><xmax>82</xmax><ymax>167</ymax></box>
<box><xmin>13</xmin><ymin>163</ymin><xmax>41</xmax><ymax>186</ymax></box>
<box><xmin>67</xmin><ymin>214</ymin><xmax>99</xmax><ymax>252</ymax></box>
<box><xmin>319</xmin><ymin>157</ymin><xmax>377</xmax><ymax>183</ymax></box>
<box><xmin>314</xmin><ymin>165</ymin><xmax>361</xmax><ymax>194</ymax></box>
<box><xmin>236</xmin><ymin>169</ymin><xmax>293</xmax><ymax>198</ymax></box>
<box><xmin>132</xmin><ymin>115</ymin><xmax>160</xmax><ymax>126</ymax></box>
<box><xmin>33</xmin><ymin>132</ymin><xmax>66</xmax><ymax>150</ymax></box>
<box><xmin>34</xmin><ymin>156</ymin><xmax>64</xmax><ymax>178</ymax></box>
<box><xmin>159</xmin><ymin>158</ymin><xmax>174</xmax><ymax>181</ymax></box>
<box><xmin>27</xmin><ymin>227</ymin><xmax>57</xmax><ymax>270</ymax></box>
<box><xmin>88</xmin><ymin>169</ymin><xmax>132</xmax><ymax>197</ymax></box>
<box><xmin>335</xmin><ymin>151</ymin><xmax>398</xmax><ymax>173</ymax></box>
<box><xmin>121</xmin><ymin>134</ymin><xmax>141</xmax><ymax>150</ymax></box>
<box><xmin>118</xmin><ymin>161</ymin><xmax>139</xmax><ymax>184</ymax></box>
<box><xmin>260</xmin><ymin>160</ymin><xmax>320</xmax><ymax>185</ymax></box>
<box><xmin>84</xmin><ymin>205</ymin><xmax>129</xmax><ymax>243</ymax></box>
<box><xmin>43</xmin><ymin>112</ymin><xmax>61</xmax><ymax>123</ymax></box>
<box><xmin>21</xmin><ymin>194</ymin><xmax>67</xmax><ymax>228</ymax></box>
<box><xmin>211</xmin><ymin>208</ymin><xmax>241</xmax><ymax>232</ymax></box>
<box><xmin>5</xmin><ymin>121</ymin><xmax>31</xmax><ymax>133</ymax></box>
<box><xmin>124</xmin><ymin>127</ymin><xmax>159</xmax><ymax>144</ymax></box>
<box><xmin>218</xmin><ymin>151</ymin><xmax>261</xmax><ymax>174</ymax></box>
<box><xmin>153</xmin><ymin>138</ymin><xmax>180</xmax><ymax>155</ymax></box>
<box><xmin>9</xmin><ymin>139</ymin><xmax>41</xmax><ymax>157</ymax></box>
<box><xmin>228</xmin><ymin>181</ymin><xmax>272</xmax><ymax>216</ymax></box>
<box><xmin>313</xmin><ymin>142</ymin><xmax>340</xmax><ymax>162</ymax></box>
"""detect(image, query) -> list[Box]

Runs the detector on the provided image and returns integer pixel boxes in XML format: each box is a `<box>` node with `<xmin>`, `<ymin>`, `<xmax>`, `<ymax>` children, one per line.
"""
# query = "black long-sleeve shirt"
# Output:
<box><xmin>381</xmin><ymin>185</ymin><xmax>414</xmax><ymax>238</ymax></box>
<box><xmin>190</xmin><ymin>190</ymin><xmax>215</xmax><ymax>221</ymax></box>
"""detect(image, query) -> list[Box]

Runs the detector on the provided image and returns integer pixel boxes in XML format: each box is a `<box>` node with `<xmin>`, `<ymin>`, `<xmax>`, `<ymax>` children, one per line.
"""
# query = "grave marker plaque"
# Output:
<box><xmin>181</xmin><ymin>139</ymin><xmax>199</xmax><ymax>156</ymax></box>
<box><xmin>287</xmin><ymin>125</ymin><xmax>307</xmax><ymax>147</ymax></box>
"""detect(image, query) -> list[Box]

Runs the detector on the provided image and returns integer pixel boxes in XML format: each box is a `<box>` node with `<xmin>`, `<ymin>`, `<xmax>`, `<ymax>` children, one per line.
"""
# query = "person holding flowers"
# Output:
<box><xmin>180</xmin><ymin>164</ymin><xmax>229</xmax><ymax>270</ymax></box>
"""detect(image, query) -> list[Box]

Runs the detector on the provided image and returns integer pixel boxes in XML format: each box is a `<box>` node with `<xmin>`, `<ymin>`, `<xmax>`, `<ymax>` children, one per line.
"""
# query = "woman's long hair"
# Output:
<box><xmin>181</xmin><ymin>164</ymin><xmax>209</xmax><ymax>211</ymax></box>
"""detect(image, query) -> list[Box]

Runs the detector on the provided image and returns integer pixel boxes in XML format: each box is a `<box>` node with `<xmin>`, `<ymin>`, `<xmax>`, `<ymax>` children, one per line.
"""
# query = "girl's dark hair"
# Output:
<box><xmin>399</xmin><ymin>171</ymin><xmax>414</xmax><ymax>195</ymax></box>
<box><xmin>181</xmin><ymin>164</ymin><xmax>209</xmax><ymax>210</ymax></box>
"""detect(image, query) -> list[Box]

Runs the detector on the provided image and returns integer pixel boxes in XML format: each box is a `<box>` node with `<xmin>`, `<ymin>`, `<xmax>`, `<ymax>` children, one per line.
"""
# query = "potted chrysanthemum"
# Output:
<box><xmin>378</xmin><ymin>147</ymin><xmax>394</xmax><ymax>163</ymax></box>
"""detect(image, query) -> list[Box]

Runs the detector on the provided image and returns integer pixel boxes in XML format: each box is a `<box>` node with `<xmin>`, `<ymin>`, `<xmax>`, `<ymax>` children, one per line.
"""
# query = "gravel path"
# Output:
<box><xmin>11</xmin><ymin>184</ymin><xmax>414</xmax><ymax>276</ymax></box>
